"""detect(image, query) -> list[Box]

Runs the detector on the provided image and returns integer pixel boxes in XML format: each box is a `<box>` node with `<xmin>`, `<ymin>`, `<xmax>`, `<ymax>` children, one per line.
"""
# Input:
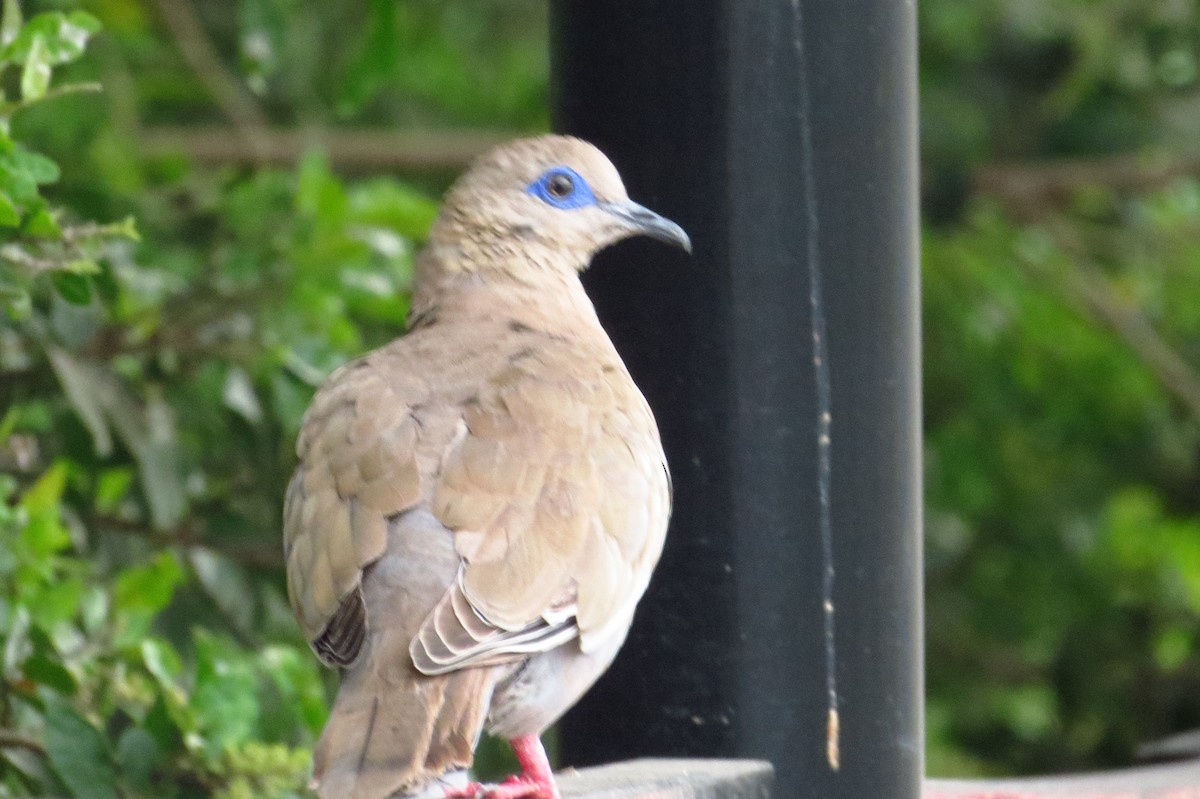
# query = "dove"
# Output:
<box><xmin>283</xmin><ymin>134</ymin><xmax>690</xmax><ymax>799</ymax></box>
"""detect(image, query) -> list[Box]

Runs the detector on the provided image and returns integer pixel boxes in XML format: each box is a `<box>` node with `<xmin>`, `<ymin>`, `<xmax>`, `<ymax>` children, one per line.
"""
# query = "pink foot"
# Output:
<box><xmin>444</xmin><ymin>776</ymin><xmax>552</xmax><ymax>799</ymax></box>
<box><xmin>444</xmin><ymin>735</ymin><xmax>561</xmax><ymax>799</ymax></box>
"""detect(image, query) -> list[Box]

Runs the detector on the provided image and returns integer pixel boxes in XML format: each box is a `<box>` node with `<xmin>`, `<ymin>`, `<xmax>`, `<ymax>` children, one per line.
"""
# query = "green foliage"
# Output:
<box><xmin>923</xmin><ymin>191</ymin><xmax>1200</xmax><ymax>773</ymax></box>
<box><xmin>920</xmin><ymin>0</ymin><xmax>1200</xmax><ymax>766</ymax></box>
<box><xmin>0</xmin><ymin>467</ymin><xmax>322</xmax><ymax>798</ymax></box>
<box><xmin>0</xmin><ymin>0</ymin><xmax>135</xmax><ymax>320</ymax></box>
<box><xmin>0</xmin><ymin>145</ymin><xmax>432</xmax><ymax>793</ymax></box>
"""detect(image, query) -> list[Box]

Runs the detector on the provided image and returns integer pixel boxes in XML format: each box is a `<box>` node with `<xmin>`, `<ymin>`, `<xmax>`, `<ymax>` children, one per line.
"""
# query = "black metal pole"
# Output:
<box><xmin>551</xmin><ymin>2</ymin><xmax>921</xmax><ymax>798</ymax></box>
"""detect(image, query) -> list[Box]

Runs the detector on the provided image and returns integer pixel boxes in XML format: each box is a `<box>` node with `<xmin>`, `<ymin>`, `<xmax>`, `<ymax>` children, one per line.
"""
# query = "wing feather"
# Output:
<box><xmin>413</xmin><ymin>340</ymin><xmax>670</xmax><ymax>670</ymax></box>
<box><xmin>287</xmin><ymin>330</ymin><xmax>670</xmax><ymax>675</ymax></box>
<box><xmin>283</xmin><ymin>347</ymin><xmax>428</xmax><ymax>667</ymax></box>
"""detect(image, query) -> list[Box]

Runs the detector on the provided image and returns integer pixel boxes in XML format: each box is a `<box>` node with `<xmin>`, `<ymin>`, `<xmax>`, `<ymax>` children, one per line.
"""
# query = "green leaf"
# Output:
<box><xmin>1154</xmin><ymin>627</ymin><xmax>1194</xmax><ymax>671</ymax></box>
<box><xmin>79</xmin><ymin>585</ymin><xmax>108</xmax><ymax>635</ymax></box>
<box><xmin>191</xmin><ymin>631</ymin><xmax>260</xmax><ymax>754</ymax></box>
<box><xmin>47</xmin><ymin>351</ymin><xmax>186</xmax><ymax>528</ymax></box>
<box><xmin>350</xmin><ymin>178</ymin><xmax>437</xmax><ymax>241</ymax></box>
<box><xmin>338</xmin><ymin>0</ymin><xmax>400</xmax><ymax>115</ymax></box>
<box><xmin>6</xmin><ymin>145</ymin><xmax>59</xmax><ymax>184</ymax></box>
<box><xmin>0</xmin><ymin>145</ymin><xmax>59</xmax><ymax>212</ymax></box>
<box><xmin>47</xmin><ymin>349</ymin><xmax>113</xmax><ymax>457</ymax></box>
<box><xmin>22</xmin><ymin>652</ymin><xmax>78</xmax><ymax>695</ymax></box>
<box><xmin>3</xmin><ymin>605</ymin><xmax>31</xmax><ymax>676</ymax></box>
<box><xmin>94</xmin><ymin>468</ymin><xmax>134</xmax><ymax>513</ymax></box>
<box><xmin>130</xmin><ymin>390</ymin><xmax>187</xmax><ymax>531</ymax></box>
<box><xmin>17</xmin><ymin>464</ymin><xmax>70</xmax><ymax>566</ymax></box>
<box><xmin>114</xmin><ymin>558</ymin><xmax>183</xmax><ymax>647</ymax></box>
<box><xmin>143</xmin><ymin>694</ymin><xmax>185</xmax><ymax>755</ymax></box>
<box><xmin>99</xmin><ymin>214</ymin><xmax>139</xmax><ymax>242</ymax></box>
<box><xmin>51</xmin><ymin>271</ymin><xmax>92</xmax><ymax>305</ymax></box>
<box><xmin>65</xmin><ymin>11</ymin><xmax>102</xmax><ymax>37</ymax></box>
<box><xmin>260</xmin><ymin>646</ymin><xmax>327</xmax><ymax>736</ymax></box>
<box><xmin>189</xmin><ymin>549</ymin><xmax>256</xmax><ymax>637</ymax></box>
<box><xmin>3</xmin><ymin>285</ymin><xmax>32</xmax><ymax>319</ymax></box>
<box><xmin>222</xmin><ymin>365</ymin><xmax>263</xmax><ymax>423</ymax></box>
<box><xmin>0</xmin><ymin>188</ymin><xmax>18</xmax><ymax>225</ymax></box>
<box><xmin>20</xmin><ymin>510</ymin><xmax>70</xmax><ymax>561</ymax></box>
<box><xmin>141</xmin><ymin>638</ymin><xmax>184</xmax><ymax>690</ymax></box>
<box><xmin>0</xmin><ymin>160</ymin><xmax>37</xmax><ymax>204</ymax></box>
<box><xmin>63</xmin><ymin>258</ymin><xmax>99</xmax><ymax>274</ymax></box>
<box><xmin>0</xmin><ymin>405</ymin><xmax>17</xmax><ymax>440</ymax></box>
<box><xmin>61</xmin><ymin>217</ymin><xmax>138</xmax><ymax>245</ymax></box>
<box><xmin>21</xmin><ymin>34</ymin><xmax>51</xmax><ymax>102</ymax></box>
<box><xmin>29</xmin><ymin>574</ymin><xmax>85</xmax><ymax>629</ymax></box>
<box><xmin>24</xmin><ymin>203</ymin><xmax>60</xmax><ymax>237</ymax></box>
<box><xmin>22</xmin><ymin>462</ymin><xmax>67</xmax><ymax>514</ymax></box>
<box><xmin>0</xmin><ymin>0</ymin><xmax>20</xmax><ymax>51</ymax></box>
<box><xmin>43</xmin><ymin>696</ymin><xmax>119</xmax><ymax>799</ymax></box>
<box><xmin>115</xmin><ymin>727</ymin><xmax>161</xmax><ymax>791</ymax></box>
<box><xmin>3</xmin><ymin>11</ymin><xmax>101</xmax><ymax>67</ymax></box>
<box><xmin>296</xmin><ymin>150</ymin><xmax>347</xmax><ymax>224</ymax></box>
<box><xmin>114</xmin><ymin>551</ymin><xmax>185</xmax><ymax>616</ymax></box>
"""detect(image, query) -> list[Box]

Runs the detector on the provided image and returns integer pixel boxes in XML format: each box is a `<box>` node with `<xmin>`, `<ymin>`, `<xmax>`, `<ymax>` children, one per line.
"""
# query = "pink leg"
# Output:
<box><xmin>507</xmin><ymin>735</ymin><xmax>560</xmax><ymax>799</ymax></box>
<box><xmin>444</xmin><ymin>735</ymin><xmax>561</xmax><ymax>799</ymax></box>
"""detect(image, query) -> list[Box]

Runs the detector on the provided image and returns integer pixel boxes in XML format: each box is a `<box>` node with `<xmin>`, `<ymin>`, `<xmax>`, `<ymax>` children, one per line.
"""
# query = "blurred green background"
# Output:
<box><xmin>1</xmin><ymin>0</ymin><xmax>1199</xmax><ymax>795</ymax></box>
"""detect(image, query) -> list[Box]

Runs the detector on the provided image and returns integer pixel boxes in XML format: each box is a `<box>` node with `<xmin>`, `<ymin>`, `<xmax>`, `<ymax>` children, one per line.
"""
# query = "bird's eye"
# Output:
<box><xmin>547</xmin><ymin>173</ymin><xmax>574</xmax><ymax>198</ymax></box>
<box><xmin>527</xmin><ymin>166</ymin><xmax>596</xmax><ymax>210</ymax></box>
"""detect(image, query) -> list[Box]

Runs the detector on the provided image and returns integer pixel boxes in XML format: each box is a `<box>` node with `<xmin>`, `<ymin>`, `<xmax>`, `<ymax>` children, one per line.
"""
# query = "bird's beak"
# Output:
<box><xmin>600</xmin><ymin>200</ymin><xmax>692</xmax><ymax>254</ymax></box>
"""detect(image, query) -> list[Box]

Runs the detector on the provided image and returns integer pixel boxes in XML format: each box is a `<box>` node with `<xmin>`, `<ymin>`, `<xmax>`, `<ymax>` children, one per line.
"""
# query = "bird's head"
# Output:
<box><xmin>428</xmin><ymin>135</ymin><xmax>691</xmax><ymax>276</ymax></box>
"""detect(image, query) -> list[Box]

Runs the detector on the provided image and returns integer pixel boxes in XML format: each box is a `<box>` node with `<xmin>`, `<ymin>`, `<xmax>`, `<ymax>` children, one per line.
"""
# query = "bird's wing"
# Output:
<box><xmin>410</xmin><ymin>339</ymin><xmax>671</xmax><ymax>675</ymax></box>
<box><xmin>283</xmin><ymin>352</ymin><xmax>428</xmax><ymax>667</ymax></box>
<box><xmin>285</xmin><ymin>331</ymin><xmax>671</xmax><ymax>674</ymax></box>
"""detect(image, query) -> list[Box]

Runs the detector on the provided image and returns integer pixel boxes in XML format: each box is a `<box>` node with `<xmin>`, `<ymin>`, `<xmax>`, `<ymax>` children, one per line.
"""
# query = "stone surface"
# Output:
<box><xmin>552</xmin><ymin>756</ymin><xmax>1200</xmax><ymax>798</ymax></box>
<box><xmin>926</xmin><ymin>757</ymin><xmax>1200</xmax><ymax>798</ymax></box>
<box><xmin>557</xmin><ymin>759</ymin><xmax>774</xmax><ymax>799</ymax></box>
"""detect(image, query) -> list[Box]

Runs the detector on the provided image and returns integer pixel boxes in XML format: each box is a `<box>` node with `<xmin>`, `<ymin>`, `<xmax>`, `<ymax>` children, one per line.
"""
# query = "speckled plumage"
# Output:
<box><xmin>283</xmin><ymin>135</ymin><xmax>686</xmax><ymax>799</ymax></box>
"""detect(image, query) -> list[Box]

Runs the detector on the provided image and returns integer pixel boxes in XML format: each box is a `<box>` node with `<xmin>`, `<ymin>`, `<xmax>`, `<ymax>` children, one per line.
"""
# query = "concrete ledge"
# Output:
<box><xmin>554</xmin><ymin>756</ymin><xmax>1200</xmax><ymax>797</ymax></box>
<box><xmin>558</xmin><ymin>759</ymin><xmax>773</xmax><ymax>799</ymax></box>
<box><xmin>926</xmin><ymin>757</ymin><xmax>1200</xmax><ymax>798</ymax></box>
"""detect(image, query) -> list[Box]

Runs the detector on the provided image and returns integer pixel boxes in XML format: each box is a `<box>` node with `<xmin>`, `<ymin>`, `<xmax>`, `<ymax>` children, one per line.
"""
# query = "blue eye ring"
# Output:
<box><xmin>527</xmin><ymin>166</ymin><xmax>596</xmax><ymax>210</ymax></box>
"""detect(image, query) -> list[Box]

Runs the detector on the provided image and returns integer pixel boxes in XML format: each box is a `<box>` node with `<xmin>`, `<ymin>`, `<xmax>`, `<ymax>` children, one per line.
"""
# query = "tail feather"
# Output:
<box><xmin>425</xmin><ymin>667</ymin><xmax>496</xmax><ymax>774</ymax></box>
<box><xmin>314</xmin><ymin>623</ymin><xmax>496</xmax><ymax>791</ymax></box>
<box><xmin>314</xmin><ymin>628</ymin><xmax>496</xmax><ymax>799</ymax></box>
<box><xmin>314</xmin><ymin>509</ymin><xmax>497</xmax><ymax>798</ymax></box>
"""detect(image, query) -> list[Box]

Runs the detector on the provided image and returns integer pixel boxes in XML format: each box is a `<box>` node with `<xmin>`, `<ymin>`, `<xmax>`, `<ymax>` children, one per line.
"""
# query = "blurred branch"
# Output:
<box><xmin>151</xmin><ymin>0</ymin><xmax>270</xmax><ymax>157</ymax></box>
<box><xmin>1</xmin><ymin>244</ymin><xmax>67</xmax><ymax>273</ymax></box>
<box><xmin>1032</xmin><ymin>221</ymin><xmax>1200</xmax><ymax>423</ymax></box>
<box><xmin>88</xmin><ymin>512</ymin><xmax>200</xmax><ymax>546</ymax></box>
<box><xmin>0</xmin><ymin>729</ymin><xmax>45</xmax><ymax>756</ymax></box>
<box><xmin>1066</xmin><ymin>265</ymin><xmax>1200</xmax><ymax>423</ymax></box>
<box><xmin>95</xmin><ymin>38</ymin><xmax>141</xmax><ymax>135</ymax></box>
<box><xmin>0</xmin><ymin>432</ymin><xmax>41</xmax><ymax>473</ymax></box>
<box><xmin>137</xmin><ymin>126</ymin><xmax>512</xmax><ymax>172</ymax></box>
<box><xmin>928</xmin><ymin>640</ymin><xmax>1044</xmax><ymax>683</ymax></box>
<box><xmin>88</xmin><ymin>513</ymin><xmax>282</xmax><ymax>570</ymax></box>
<box><xmin>973</xmin><ymin>151</ymin><xmax>1200</xmax><ymax>214</ymax></box>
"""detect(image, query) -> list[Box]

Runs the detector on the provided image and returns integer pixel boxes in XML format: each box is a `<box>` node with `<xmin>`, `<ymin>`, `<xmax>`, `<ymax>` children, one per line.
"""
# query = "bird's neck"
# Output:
<box><xmin>408</xmin><ymin>244</ymin><xmax>603</xmax><ymax>338</ymax></box>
